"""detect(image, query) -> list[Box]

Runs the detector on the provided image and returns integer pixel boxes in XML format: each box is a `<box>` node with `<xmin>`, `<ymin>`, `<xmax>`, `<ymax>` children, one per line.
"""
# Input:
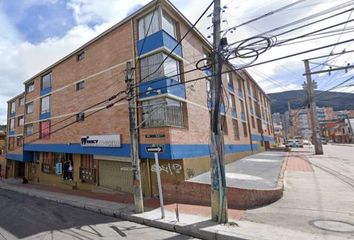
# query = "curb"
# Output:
<box><xmin>0</xmin><ymin>183</ymin><xmax>250</xmax><ymax>240</ymax></box>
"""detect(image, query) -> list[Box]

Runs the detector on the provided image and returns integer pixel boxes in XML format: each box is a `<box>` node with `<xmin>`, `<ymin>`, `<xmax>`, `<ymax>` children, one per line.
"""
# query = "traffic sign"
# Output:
<box><xmin>146</xmin><ymin>145</ymin><xmax>164</xmax><ymax>153</ymax></box>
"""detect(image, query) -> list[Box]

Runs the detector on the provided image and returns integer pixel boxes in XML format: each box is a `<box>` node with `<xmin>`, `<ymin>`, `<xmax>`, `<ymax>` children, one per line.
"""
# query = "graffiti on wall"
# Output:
<box><xmin>151</xmin><ymin>163</ymin><xmax>182</xmax><ymax>176</ymax></box>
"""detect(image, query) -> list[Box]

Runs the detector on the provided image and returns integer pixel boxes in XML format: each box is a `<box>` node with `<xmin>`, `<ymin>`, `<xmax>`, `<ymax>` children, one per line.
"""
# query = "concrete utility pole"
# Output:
<box><xmin>303</xmin><ymin>60</ymin><xmax>323</xmax><ymax>155</ymax></box>
<box><xmin>126</xmin><ymin>61</ymin><xmax>144</xmax><ymax>213</ymax></box>
<box><xmin>288</xmin><ymin>101</ymin><xmax>292</xmax><ymax>139</ymax></box>
<box><xmin>210</xmin><ymin>0</ymin><xmax>228</xmax><ymax>224</ymax></box>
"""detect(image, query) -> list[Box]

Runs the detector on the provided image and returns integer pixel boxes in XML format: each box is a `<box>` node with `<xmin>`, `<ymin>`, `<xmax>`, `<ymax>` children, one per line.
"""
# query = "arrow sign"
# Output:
<box><xmin>146</xmin><ymin>145</ymin><xmax>164</xmax><ymax>153</ymax></box>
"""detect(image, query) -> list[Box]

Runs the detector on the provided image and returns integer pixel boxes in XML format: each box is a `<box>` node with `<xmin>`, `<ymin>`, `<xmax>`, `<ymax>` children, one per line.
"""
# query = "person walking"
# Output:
<box><xmin>63</xmin><ymin>160</ymin><xmax>69</xmax><ymax>180</ymax></box>
<box><xmin>68</xmin><ymin>161</ymin><xmax>73</xmax><ymax>181</ymax></box>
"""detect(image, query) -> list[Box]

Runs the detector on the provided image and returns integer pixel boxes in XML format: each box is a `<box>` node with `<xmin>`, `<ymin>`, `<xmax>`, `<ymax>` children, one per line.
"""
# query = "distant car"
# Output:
<box><xmin>286</xmin><ymin>140</ymin><xmax>298</xmax><ymax>148</ymax></box>
<box><xmin>295</xmin><ymin>140</ymin><xmax>304</xmax><ymax>148</ymax></box>
<box><xmin>303</xmin><ymin>140</ymin><xmax>311</xmax><ymax>145</ymax></box>
<box><xmin>321</xmin><ymin>137</ymin><xmax>328</xmax><ymax>145</ymax></box>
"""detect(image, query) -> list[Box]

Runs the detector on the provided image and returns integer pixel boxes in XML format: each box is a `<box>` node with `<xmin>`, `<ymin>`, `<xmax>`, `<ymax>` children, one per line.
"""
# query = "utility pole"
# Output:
<box><xmin>303</xmin><ymin>60</ymin><xmax>323</xmax><ymax>155</ymax></box>
<box><xmin>288</xmin><ymin>101</ymin><xmax>292</xmax><ymax>139</ymax></box>
<box><xmin>126</xmin><ymin>61</ymin><xmax>144</xmax><ymax>213</ymax></box>
<box><xmin>210</xmin><ymin>0</ymin><xmax>228</xmax><ymax>224</ymax></box>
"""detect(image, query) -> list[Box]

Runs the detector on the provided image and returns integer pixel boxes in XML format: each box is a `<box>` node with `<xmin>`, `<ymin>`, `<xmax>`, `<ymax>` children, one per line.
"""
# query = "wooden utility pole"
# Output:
<box><xmin>210</xmin><ymin>0</ymin><xmax>228</xmax><ymax>224</ymax></box>
<box><xmin>303</xmin><ymin>60</ymin><xmax>323</xmax><ymax>155</ymax></box>
<box><xmin>126</xmin><ymin>61</ymin><xmax>144</xmax><ymax>212</ymax></box>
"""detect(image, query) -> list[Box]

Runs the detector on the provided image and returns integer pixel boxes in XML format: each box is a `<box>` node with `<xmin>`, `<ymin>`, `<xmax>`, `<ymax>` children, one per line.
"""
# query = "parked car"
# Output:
<box><xmin>303</xmin><ymin>140</ymin><xmax>311</xmax><ymax>145</ymax></box>
<box><xmin>295</xmin><ymin>140</ymin><xmax>304</xmax><ymax>148</ymax></box>
<box><xmin>321</xmin><ymin>137</ymin><xmax>328</xmax><ymax>145</ymax></box>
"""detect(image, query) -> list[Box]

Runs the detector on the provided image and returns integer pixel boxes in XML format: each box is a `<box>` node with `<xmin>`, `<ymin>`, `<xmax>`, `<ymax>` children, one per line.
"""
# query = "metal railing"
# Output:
<box><xmin>144</xmin><ymin>104</ymin><xmax>184</xmax><ymax>128</ymax></box>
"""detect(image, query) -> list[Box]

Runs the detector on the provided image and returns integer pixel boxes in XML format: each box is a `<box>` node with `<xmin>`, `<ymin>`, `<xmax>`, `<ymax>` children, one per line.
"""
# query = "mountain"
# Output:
<box><xmin>268</xmin><ymin>90</ymin><xmax>354</xmax><ymax>114</ymax></box>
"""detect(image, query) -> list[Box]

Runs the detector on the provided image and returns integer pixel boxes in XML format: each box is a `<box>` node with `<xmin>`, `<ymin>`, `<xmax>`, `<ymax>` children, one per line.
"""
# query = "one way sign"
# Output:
<box><xmin>146</xmin><ymin>144</ymin><xmax>164</xmax><ymax>153</ymax></box>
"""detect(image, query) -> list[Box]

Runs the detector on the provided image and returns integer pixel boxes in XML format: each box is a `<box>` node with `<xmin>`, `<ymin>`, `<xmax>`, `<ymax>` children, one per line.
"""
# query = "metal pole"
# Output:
<box><xmin>154</xmin><ymin>152</ymin><xmax>165</xmax><ymax>219</ymax></box>
<box><xmin>304</xmin><ymin>60</ymin><xmax>323</xmax><ymax>155</ymax></box>
<box><xmin>126</xmin><ymin>61</ymin><xmax>144</xmax><ymax>213</ymax></box>
<box><xmin>210</xmin><ymin>0</ymin><xmax>228</xmax><ymax>224</ymax></box>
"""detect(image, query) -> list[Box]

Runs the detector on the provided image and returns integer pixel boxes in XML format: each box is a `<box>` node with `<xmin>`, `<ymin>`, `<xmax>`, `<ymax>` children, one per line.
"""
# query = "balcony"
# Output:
<box><xmin>40</xmin><ymin>87</ymin><xmax>52</xmax><ymax>96</ymax></box>
<box><xmin>139</xmin><ymin>78</ymin><xmax>186</xmax><ymax>99</ymax></box>
<box><xmin>137</xmin><ymin>30</ymin><xmax>182</xmax><ymax>57</ymax></box>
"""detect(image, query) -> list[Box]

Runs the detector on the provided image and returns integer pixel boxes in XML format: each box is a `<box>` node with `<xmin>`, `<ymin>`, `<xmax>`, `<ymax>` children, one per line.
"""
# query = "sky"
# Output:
<box><xmin>0</xmin><ymin>0</ymin><xmax>353</xmax><ymax>124</ymax></box>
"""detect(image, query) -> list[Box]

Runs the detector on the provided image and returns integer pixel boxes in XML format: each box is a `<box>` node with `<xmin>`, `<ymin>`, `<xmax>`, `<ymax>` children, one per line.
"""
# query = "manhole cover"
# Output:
<box><xmin>310</xmin><ymin>219</ymin><xmax>354</xmax><ymax>233</ymax></box>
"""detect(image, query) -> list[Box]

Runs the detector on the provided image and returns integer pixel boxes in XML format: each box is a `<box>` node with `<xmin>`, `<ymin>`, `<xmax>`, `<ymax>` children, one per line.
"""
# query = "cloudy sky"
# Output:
<box><xmin>0</xmin><ymin>0</ymin><xmax>353</xmax><ymax>123</ymax></box>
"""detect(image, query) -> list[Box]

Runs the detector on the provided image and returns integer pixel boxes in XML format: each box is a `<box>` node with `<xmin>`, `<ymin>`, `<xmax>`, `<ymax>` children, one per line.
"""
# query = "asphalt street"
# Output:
<box><xmin>244</xmin><ymin>144</ymin><xmax>354</xmax><ymax>239</ymax></box>
<box><xmin>0</xmin><ymin>189</ymin><xmax>196</xmax><ymax>240</ymax></box>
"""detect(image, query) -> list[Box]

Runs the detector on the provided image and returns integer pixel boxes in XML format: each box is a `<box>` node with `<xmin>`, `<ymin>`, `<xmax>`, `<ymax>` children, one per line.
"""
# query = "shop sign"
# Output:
<box><xmin>81</xmin><ymin>135</ymin><xmax>121</xmax><ymax>148</ymax></box>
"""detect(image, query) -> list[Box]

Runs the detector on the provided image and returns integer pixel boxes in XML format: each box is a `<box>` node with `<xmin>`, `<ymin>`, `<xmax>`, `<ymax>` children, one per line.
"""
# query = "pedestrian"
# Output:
<box><xmin>63</xmin><ymin>160</ymin><xmax>69</xmax><ymax>180</ymax></box>
<box><xmin>68</xmin><ymin>161</ymin><xmax>73</xmax><ymax>181</ymax></box>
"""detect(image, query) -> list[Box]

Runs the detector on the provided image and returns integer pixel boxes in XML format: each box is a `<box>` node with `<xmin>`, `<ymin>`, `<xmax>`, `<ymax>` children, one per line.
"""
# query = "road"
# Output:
<box><xmin>243</xmin><ymin>144</ymin><xmax>354</xmax><ymax>239</ymax></box>
<box><xmin>0</xmin><ymin>189</ymin><xmax>196</xmax><ymax>240</ymax></box>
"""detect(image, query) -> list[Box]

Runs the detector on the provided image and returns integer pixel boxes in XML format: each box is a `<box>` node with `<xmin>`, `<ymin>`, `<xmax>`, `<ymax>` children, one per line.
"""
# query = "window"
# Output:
<box><xmin>26</xmin><ymin>81</ymin><xmax>35</xmax><ymax>93</ymax></box>
<box><xmin>40</xmin><ymin>96</ymin><xmax>50</xmax><ymax>114</ymax></box>
<box><xmin>240</xmin><ymin>99</ymin><xmax>245</xmax><ymax>113</ymax></box>
<box><xmin>25</xmin><ymin>124</ymin><xmax>33</xmax><ymax>136</ymax></box>
<box><xmin>10</xmin><ymin>101</ymin><xmax>16</xmax><ymax>114</ymax></box>
<box><xmin>251</xmin><ymin>116</ymin><xmax>255</xmax><ymax>128</ymax></box>
<box><xmin>26</xmin><ymin>102</ymin><xmax>34</xmax><ymax>114</ymax></box>
<box><xmin>138</xmin><ymin>9</ymin><xmax>176</xmax><ymax>40</ymax></box>
<box><xmin>242</xmin><ymin>122</ymin><xmax>248</xmax><ymax>137</ymax></box>
<box><xmin>226</xmin><ymin>72</ymin><xmax>233</xmax><ymax>88</ymax></box>
<box><xmin>16</xmin><ymin>136</ymin><xmax>23</xmax><ymax>147</ymax></box>
<box><xmin>40</xmin><ymin>120</ymin><xmax>50</xmax><ymax>139</ymax></box>
<box><xmin>76</xmin><ymin>112</ymin><xmax>85</xmax><ymax>122</ymax></box>
<box><xmin>221</xmin><ymin>115</ymin><xmax>228</xmax><ymax>135</ymax></box>
<box><xmin>19</xmin><ymin>97</ymin><xmax>25</xmax><ymax>106</ymax></box>
<box><xmin>142</xmin><ymin>98</ymin><xmax>184</xmax><ymax>127</ymax></box>
<box><xmin>162</xmin><ymin>11</ymin><xmax>176</xmax><ymax>38</ymax></box>
<box><xmin>138</xmin><ymin>9</ymin><xmax>160</xmax><ymax>40</ymax></box>
<box><xmin>41</xmin><ymin>73</ymin><xmax>52</xmax><ymax>90</ymax></box>
<box><xmin>76</xmin><ymin>81</ymin><xmax>85</xmax><ymax>91</ymax></box>
<box><xmin>42</xmin><ymin>152</ymin><xmax>54</xmax><ymax>174</ymax></box>
<box><xmin>18</xmin><ymin>116</ymin><xmax>24</xmax><ymax>126</ymax></box>
<box><xmin>229</xmin><ymin>94</ymin><xmax>236</xmax><ymax>113</ymax></box>
<box><xmin>9</xmin><ymin>118</ymin><xmax>15</xmax><ymax>131</ymax></box>
<box><xmin>232</xmin><ymin>119</ymin><xmax>240</xmax><ymax>140</ymax></box>
<box><xmin>140</xmin><ymin>52</ymin><xmax>180</xmax><ymax>82</ymax></box>
<box><xmin>77</xmin><ymin>51</ymin><xmax>85</xmax><ymax>61</ymax></box>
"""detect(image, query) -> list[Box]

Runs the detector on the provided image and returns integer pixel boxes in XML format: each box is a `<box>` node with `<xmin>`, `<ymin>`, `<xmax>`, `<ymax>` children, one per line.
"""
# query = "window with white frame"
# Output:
<box><xmin>10</xmin><ymin>118</ymin><xmax>15</xmax><ymax>131</ymax></box>
<box><xmin>142</xmin><ymin>98</ymin><xmax>184</xmax><ymax>127</ymax></box>
<box><xmin>25</xmin><ymin>124</ymin><xmax>33</xmax><ymax>136</ymax></box>
<box><xmin>10</xmin><ymin>101</ymin><xmax>16</xmax><ymax>114</ymax></box>
<box><xmin>26</xmin><ymin>102</ymin><xmax>34</xmax><ymax>114</ymax></box>
<box><xmin>138</xmin><ymin>9</ymin><xmax>160</xmax><ymax>40</ymax></box>
<box><xmin>19</xmin><ymin>97</ymin><xmax>25</xmax><ymax>106</ymax></box>
<box><xmin>18</xmin><ymin>116</ymin><xmax>24</xmax><ymax>126</ymax></box>
<box><xmin>140</xmin><ymin>52</ymin><xmax>180</xmax><ymax>82</ymax></box>
<box><xmin>41</xmin><ymin>96</ymin><xmax>50</xmax><ymax>114</ymax></box>
<box><xmin>162</xmin><ymin>10</ymin><xmax>176</xmax><ymax>38</ymax></box>
<box><xmin>41</xmin><ymin>73</ymin><xmax>52</xmax><ymax>90</ymax></box>
<box><xmin>26</xmin><ymin>81</ymin><xmax>35</xmax><ymax>93</ymax></box>
<box><xmin>138</xmin><ymin>9</ymin><xmax>177</xmax><ymax>40</ymax></box>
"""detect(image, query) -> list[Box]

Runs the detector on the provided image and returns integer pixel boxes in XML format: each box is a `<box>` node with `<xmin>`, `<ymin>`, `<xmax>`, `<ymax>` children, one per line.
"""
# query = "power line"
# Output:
<box><xmin>229</xmin><ymin>1</ymin><xmax>354</xmax><ymax>47</ymax></box>
<box><xmin>222</xmin><ymin>0</ymin><xmax>308</xmax><ymax>35</ymax></box>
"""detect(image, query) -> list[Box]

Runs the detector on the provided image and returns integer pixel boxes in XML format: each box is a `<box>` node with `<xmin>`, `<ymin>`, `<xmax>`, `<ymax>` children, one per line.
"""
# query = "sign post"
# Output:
<box><xmin>146</xmin><ymin>145</ymin><xmax>165</xmax><ymax>219</ymax></box>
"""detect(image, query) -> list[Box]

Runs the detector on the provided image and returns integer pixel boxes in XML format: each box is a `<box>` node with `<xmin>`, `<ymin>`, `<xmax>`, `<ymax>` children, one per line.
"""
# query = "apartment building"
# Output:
<box><xmin>6</xmin><ymin>0</ymin><xmax>274</xmax><ymax>196</ymax></box>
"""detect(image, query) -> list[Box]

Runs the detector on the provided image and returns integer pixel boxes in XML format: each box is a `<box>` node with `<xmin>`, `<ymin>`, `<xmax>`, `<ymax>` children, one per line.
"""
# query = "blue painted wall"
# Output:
<box><xmin>22</xmin><ymin>142</ymin><xmax>259</xmax><ymax>161</ymax></box>
<box><xmin>40</xmin><ymin>87</ymin><xmax>52</xmax><ymax>96</ymax></box>
<box><xmin>139</xmin><ymin>78</ymin><xmax>186</xmax><ymax>99</ymax></box>
<box><xmin>137</xmin><ymin>30</ymin><xmax>182</xmax><ymax>57</ymax></box>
